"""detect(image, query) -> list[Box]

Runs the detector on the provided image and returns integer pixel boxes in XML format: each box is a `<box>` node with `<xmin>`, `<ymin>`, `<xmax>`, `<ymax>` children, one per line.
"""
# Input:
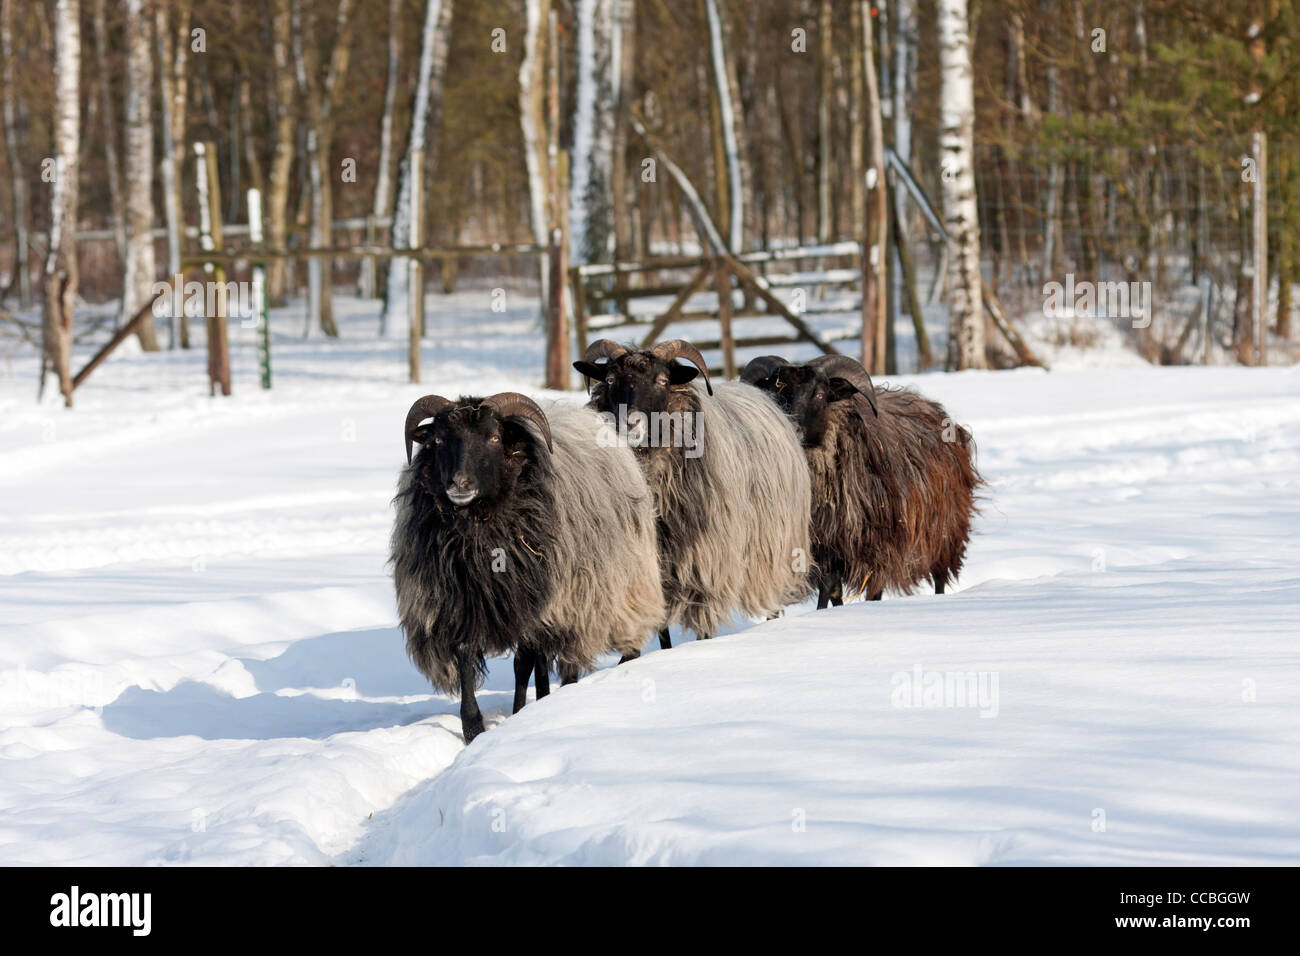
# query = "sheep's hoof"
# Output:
<box><xmin>462</xmin><ymin>720</ymin><xmax>486</xmax><ymax>745</ymax></box>
<box><xmin>618</xmin><ymin>650</ymin><xmax>640</xmax><ymax>664</ymax></box>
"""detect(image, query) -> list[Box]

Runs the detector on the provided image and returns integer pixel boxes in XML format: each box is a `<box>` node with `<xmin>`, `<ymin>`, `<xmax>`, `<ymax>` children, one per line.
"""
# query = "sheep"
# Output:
<box><xmin>391</xmin><ymin>391</ymin><xmax>665</xmax><ymax>743</ymax></box>
<box><xmin>573</xmin><ymin>339</ymin><xmax>813</xmax><ymax>646</ymax></box>
<box><xmin>740</xmin><ymin>354</ymin><xmax>982</xmax><ymax>608</ymax></box>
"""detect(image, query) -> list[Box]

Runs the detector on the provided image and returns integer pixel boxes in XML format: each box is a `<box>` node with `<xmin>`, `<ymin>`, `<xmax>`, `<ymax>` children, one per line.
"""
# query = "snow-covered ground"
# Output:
<box><xmin>1</xmin><ymin>292</ymin><xmax>1298</xmax><ymax>865</ymax></box>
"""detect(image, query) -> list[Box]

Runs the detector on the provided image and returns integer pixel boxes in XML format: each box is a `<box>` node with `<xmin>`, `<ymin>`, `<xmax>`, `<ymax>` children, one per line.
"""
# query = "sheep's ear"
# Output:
<box><xmin>668</xmin><ymin>363</ymin><xmax>700</xmax><ymax>385</ymax></box>
<box><xmin>573</xmin><ymin>360</ymin><xmax>606</xmax><ymax>383</ymax></box>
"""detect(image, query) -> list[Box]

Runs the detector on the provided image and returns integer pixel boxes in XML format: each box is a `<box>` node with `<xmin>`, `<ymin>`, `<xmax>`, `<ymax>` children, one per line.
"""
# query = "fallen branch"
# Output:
<box><xmin>982</xmin><ymin>282</ymin><xmax>1049</xmax><ymax>370</ymax></box>
<box><xmin>72</xmin><ymin>287</ymin><xmax>172</xmax><ymax>390</ymax></box>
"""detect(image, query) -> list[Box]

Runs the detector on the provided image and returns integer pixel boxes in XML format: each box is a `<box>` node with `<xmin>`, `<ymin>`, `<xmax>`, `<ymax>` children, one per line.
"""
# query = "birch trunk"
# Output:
<box><xmin>860</xmin><ymin>0</ymin><xmax>888</xmax><ymax>375</ymax></box>
<box><xmin>938</xmin><ymin>0</ymin><xmax>986</xmax><ymax>370</ymax></box>
<box><xmin>1</xmin><ymin>0</ymin><xmax>31</xmax><ymax>308</ymax></box>
<box><xmin>382</xmin><ymin>0</ymin><xmax>454</xmax><ymax>337</ymax></box>
<box><xmin>704</xmin><ymin>0</ymin><xmax>743</xmax><ymax>251</ymax></box>
<box><xmin>359</xmin><ymin>0</ymin><xmax>402</xmax><ymax>299</ymax></box>
<box><xmin>91</xmin><ymin>0</ymin><xmax>126</xmax><ymax>271</ymax></box>
<box><xmin>518</xmin><ymin>0</ymin><xmax>550</xmax><ymax>325</ymax></box>
<box><xmin>570</xmin><ymin>0</ymin><xmax>619</xmax><ymax>264</ymax></box>
<box><xmin>294</xmin><ymin>0</ymin><xmax>355</xmax><ymax>338</ymax></box>
<box><xmin>123</xmin><ymin>0</ymin><xmax>159</xmax><ymax>350</ymax></box>
<box><xmin>155</xmin><ymin>2</ymin><xmax>183</xmax><ymax>347</ymax></box>
<box><xmin>167</xmin><ymin>0</ymin><xmax>191</xmax><ymax>344</ymax></box>
<box><xmin>43</xmin><ymin>0</ymin><xmax>79</xmax><ymax>406</ymax></box>
<box><xmin>266</xmin><ymin>0</ymin><xmax>296</xmax><ymax>305</ymax></box>
<box><xmin>1041</xmin><ymin>2</ymin><xmax>1060</xmax><ymax>282</ymax></box>
<box><xmin>817</xmin><ymin>0</ymin><xmax>832</xmax><ymax>244</ymax></box>
<box><xmin>609</xmin><ymin>0</ymin><xmax>635</xmax><ymax>264</ymax></box>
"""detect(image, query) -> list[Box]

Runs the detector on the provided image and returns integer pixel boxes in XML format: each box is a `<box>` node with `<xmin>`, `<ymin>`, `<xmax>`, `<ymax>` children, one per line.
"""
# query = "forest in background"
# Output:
<box><xmin>1</xmin><ymin>0</ymin><xmax>1298</xmax><ymax>398</ymax></box>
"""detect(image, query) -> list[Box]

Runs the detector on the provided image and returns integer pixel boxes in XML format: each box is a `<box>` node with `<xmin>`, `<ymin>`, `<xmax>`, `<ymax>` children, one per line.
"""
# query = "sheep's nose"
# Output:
<box><xmin>450</xmin><ymin>473</ymin><xmax>473</xmax><ymax>492</ymax></box>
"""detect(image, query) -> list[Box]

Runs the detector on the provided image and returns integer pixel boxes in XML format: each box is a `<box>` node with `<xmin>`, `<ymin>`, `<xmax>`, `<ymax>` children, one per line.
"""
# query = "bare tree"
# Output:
<box><xmin>570</xmin><ymin>0</ymin><xmax>620</xmax><ymax>264</ymax></box>
<box><xmin>266</xmin><ymin>0</ymin><xmax>297</xmax><ymax>305</ymax></box>
<box><xmin>156</xmin><ymin>0</ymin><xmax>190</xmax><ymax>346</ymax></box>
<box><xmin>42</xmin><ymin>0</ymin><xmax>79</xmax><ymax>407</ymax></box>
<box><xmin>358</xmin><ymin>0</ymin><xmax>402</xmax><ymax>299</ymax></box>
<box><xmin>519</xmin><ymin>0</ymin><xmax>550</xmax><ymax>323</ymax></box>
<box><xmin>0</xmin><ymin>0</ymin><xmax>30</xmax><ymax>308</ymax></box>
<box><xmin>382</xmin><ymin>0</ymin><xmax>454</xmax><ymax>338</ymax></box>
<box><xmin>938</xmin><ymin>0</ymin><xmax>986</xmax><ymax>370</ymax></box>
<box><xmin>294</xmin><ymin>0</ymin><xmax>356</xmax><ymax>338</ymax></box>
<box><xmin>123</xmin><ymin>0</ymin><xmax>159</xmax><ymax>350</ymax></box>
<box><xmin>90</xmin><ymin>0</ymin><xmax>126</xmax><ymax>271</ymax></box>
<box><xmin>860</xmin><ymin>0</ymin><xmax>888</xmax><ymax>375</ymax></box>
<box><xmin>704</xmin><ymin>0</ymin><xmax>743</xmax><ymax>251</ymax></box>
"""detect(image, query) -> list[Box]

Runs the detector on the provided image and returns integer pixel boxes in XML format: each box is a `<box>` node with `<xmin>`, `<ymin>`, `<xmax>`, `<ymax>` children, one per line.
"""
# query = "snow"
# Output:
<box><xmin>2</xmin><ymin>291</ymin><xmax>1298</xmax><ymax>865</ymax></box>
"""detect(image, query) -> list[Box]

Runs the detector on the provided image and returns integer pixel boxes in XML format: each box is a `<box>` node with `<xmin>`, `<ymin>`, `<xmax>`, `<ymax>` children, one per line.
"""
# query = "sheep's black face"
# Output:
<box><xmin>411</xmin><ymin>403</ymin><xmax>537</xmax><ymax>510</ymax></box>
<box><xmin>748</xmin><ymin>366</ymin><xmax>832</xmax><ymax>448</ymax></box>
<box><xmin>575</xmin><ymin>351</ymin><xmax>699</xmax><ymax>422</ymax></box>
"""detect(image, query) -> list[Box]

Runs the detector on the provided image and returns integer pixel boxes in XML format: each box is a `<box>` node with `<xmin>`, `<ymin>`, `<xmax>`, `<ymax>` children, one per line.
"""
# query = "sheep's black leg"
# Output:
<box><xmin>819</xmin><ymin>576</ymin><xmax>844</xmax><ymax>608</ymax></box>
<box><xmin>558</xmin><ymin>662</ymin><xmax>579</xmax><ymax>686</ymax></box>
<box><xmin>457</xmin><ymin>648</ymin><xmax>486</xmax><ymax>743</ymax></box>
<box><xmin>935</xmin><ymin>580</ymin><xmax>945</xmax><ymax>595</ymax></box>
<box><xmin>534</xmin><ymin>656</ymin><xmax>551</xmax><ymax>699</ymax></box>
<box><xmin>619</xmin><ymin>649</ymin><xmax>640</xmax><ymax>664</ymax></box>
<box><xmin>869</xmin><ymin>592</ymin><xmax>883</xmax><ymax>602</ymax></box>
<box><xmin>658</xmin><ymin>628</ymin><xmax>672</xmax><ymax>650</ymax></box>
<box><xmin>512</xmin><ymin>649</ymin><xmax>534</xmax><ymax>714</ymax></box>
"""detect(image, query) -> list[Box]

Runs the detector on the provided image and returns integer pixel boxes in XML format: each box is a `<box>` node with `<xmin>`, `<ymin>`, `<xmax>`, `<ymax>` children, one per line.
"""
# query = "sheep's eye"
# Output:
<box><xmin>656</xmin><ymin>374</ymin><xmax>669</xmax><ymax>387</ymax></box>
<box><xmin>488</xmin><ymin>434</ymin><xmax>501</xmax><ymax>444</ymax></box>
<box><xmin>606</xmin><ymin>374</ymin><xmax>616</xmax><ymax>385</ymax></box>
<box><xmin>815</xmin><ymin>392</ymin><xmax>825</xmax><ymax>400</ymax></box>
<box><xmin>433</xmin><ymin>436</ymin><xmax>444</xmax><ymax>445</ymax></box>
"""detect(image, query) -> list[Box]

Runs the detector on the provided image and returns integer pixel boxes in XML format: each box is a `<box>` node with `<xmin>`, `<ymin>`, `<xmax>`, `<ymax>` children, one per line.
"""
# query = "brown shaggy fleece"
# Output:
<box><xmin>804</xmin><ymin>386</ymin><xmax>982</xmax><ymax>599</ymax></box>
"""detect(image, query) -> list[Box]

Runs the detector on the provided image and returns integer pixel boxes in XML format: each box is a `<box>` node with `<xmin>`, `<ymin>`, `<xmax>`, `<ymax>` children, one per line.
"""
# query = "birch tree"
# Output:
<box><xmin>91</xmin><ymin>0</ymin><xmax>125</xmax><ymax>271</ymax></box>
<box><xmin>155</xmin><ymin>0</ymin><xmax>188</xmax><ymax>347</ymax></box>
<box><xmin>122</xmin><ymin>0</ymin><xmax>159</xmax><ymax>349</ymax></box>
<box><xmin>0</xmin><ymin>0</ymin><xmax>30</xmax><ymax>308</ymax></box>
<box><xmin>518</xmin><ymin>0</ymin><xmax>550</xmax><ymax>320</ymax></box>
<box><xmin>266</xmin><ymin>0</ymin><xmax>296</xmax><ymax>305</ymax></box>
<box><xmin>938</xmin><ymin>0</ymin><xmax>986</xmax><ymax>370</ymax></box>
<box><xmin>609</xmin><ymin>0</ymin><xmax>636</xmax><ymax>263</ymax></box>
<box><xmin>704</xmin><ymin>0</ymin><xmax>743</xmax><ymax>251</ymax></box>
<box><xmin>294</xmin><ymin>0</ymin><xmax>356</xmax><ymax>338</ymax></box>
<box><xmin>860</xmin><ymin>0</ymin><xmax>888</xmax><ymax>374</ymax></box>
<box><xmin>817</xmin><ymin>0</ymin><xmax>832</xmax><ymax>244</ymax></box>
<box><xmin>570</xmin><ymin>0</ymin><xmax>619</xmax><ymax>264</ymax></box>
<box><xmin>42</xmin><ymin>0</ymin><xmax>79</xmax><ymax>407</ymax></box>
<box><xmin>359</xmin><ymin>0</ymin><xmax>402</xmax><ymax>299</ymax></box>
<box><xmin>382</xmin><ymin>0</ymin><xmax>454</xmax><ymax>338</ymax></box>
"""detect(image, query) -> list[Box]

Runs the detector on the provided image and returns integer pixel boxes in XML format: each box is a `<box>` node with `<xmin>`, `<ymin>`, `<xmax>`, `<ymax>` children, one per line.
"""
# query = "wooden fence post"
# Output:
<box><xmin>714</xmin><ymin>257</ymin><xmax>736</xmax><ymax>378</ymax></box>
<box><xmin>195</xmin><ymin>141</ymin><xmax>231</xmax><ymax>396</ymax></box>
<box><xmin>408</xmin><ymin>148</ymin><xmax>424</xmax><ymax>384</ymax></box>
<box><xmin>571</xmin><ymin>265</ymin><xmax>589</xmax><ymax>361</ymax></box>
<box><xmin>248</xmin><ymin>188</ymin><xmax>271</xmax><ymax>389</ymax></box>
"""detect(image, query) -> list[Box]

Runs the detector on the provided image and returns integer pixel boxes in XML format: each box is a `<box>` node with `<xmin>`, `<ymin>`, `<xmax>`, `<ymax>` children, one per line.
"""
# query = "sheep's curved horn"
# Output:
<box><xmin>739</xmin><ymin>355</ymin><xmax>790</xmax><ymax>385</ymax></box>
<box><xmin>484</xmin><ymin>392</ymin><xmax>553</xmax><ymax>452</ymax></box>
<box><xmin>582</xmin><ymin>339</ymin><xmax>630</xmax><ymax>364</ymax></box>
<box><xmin>808</xmin><ymin>354</ymin><xmax>879</xmax><ymax>417</ymax></box>
<box><xmin>652</xmin><ymin>339</ymin><xmax>714</xmax><ymax>395</ymax></box>
<box><xmin>404</xmin><ymin>395</ymin><xmax>454</xmax><ymax>464</ymax></box>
